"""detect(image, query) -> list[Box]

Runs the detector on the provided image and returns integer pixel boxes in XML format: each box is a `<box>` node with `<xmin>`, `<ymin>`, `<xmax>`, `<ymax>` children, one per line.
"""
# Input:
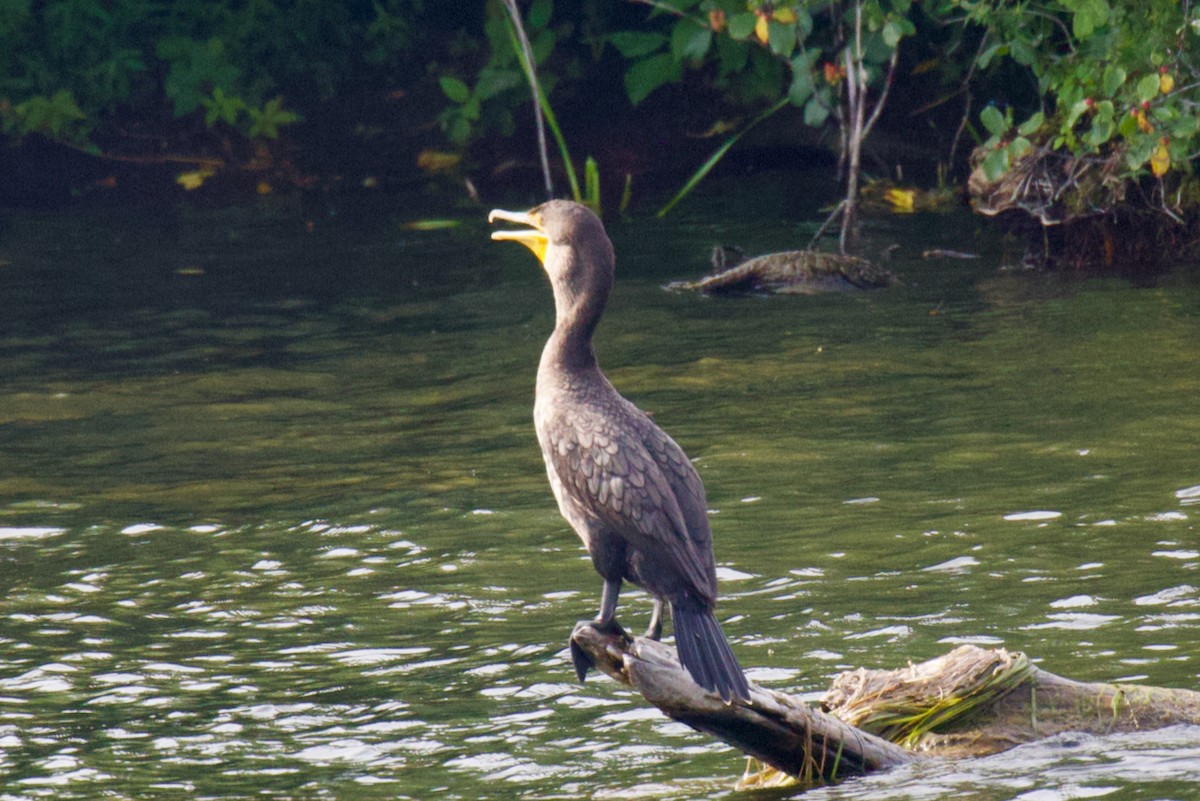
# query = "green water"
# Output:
<box><xmin>1</xmin><ymin>181</ymin><xmax>1198</xmax><ymax>800</ymax></box>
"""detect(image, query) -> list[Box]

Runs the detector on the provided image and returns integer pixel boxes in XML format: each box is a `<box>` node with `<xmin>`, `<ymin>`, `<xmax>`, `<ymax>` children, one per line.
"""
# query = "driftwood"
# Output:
<box><xmin>825</xmin><ymin>645</ymin><xmax>1200</xmax><ymax>758</ymax></box>
<box><xmin>570</xmin><ymin>623</ymin><xmax>914</xmax><ymax>784</ymax></box>
<box><xmin>570</xmin><ymin>625</ymin><xmax>1200</xmax><ymax>789</ymax></box>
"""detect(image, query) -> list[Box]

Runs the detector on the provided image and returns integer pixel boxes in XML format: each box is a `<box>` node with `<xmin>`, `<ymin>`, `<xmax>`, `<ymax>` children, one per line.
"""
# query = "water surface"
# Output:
<box><xmin>1</xmin><ymin>181</ymin><xmax>1198</xmax><ymax>799</ymax></box>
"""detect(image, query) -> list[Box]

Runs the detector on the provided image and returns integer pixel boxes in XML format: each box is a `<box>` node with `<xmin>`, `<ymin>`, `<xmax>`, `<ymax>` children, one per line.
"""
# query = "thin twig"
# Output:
<box><xmin>808</xmin><ymin>199</ymin><xmax>847</xmax><ymax>249</ymax></box>
<box><xmin>947</xmin><ymin>33</ymin><xmax>989</xmax><ymax>173</ymax></box>
<box><xmin>53</xmin><ymin>139</ymin><xmax>224</xmax><ymax>168</ymax></box>
<box><xmin>860</xmin><ymin>47</ymin><xmax>898</xmax><ymax>144</ymax></box>
<box><xmin>628</xmin><ymin>0</ymin><xmax>709</xmax><ymax>27</ymax></box>
<box><xmin>502</xmin><ymin>0</ymin><xmax>554</xmax><ymax>199</ymax></box>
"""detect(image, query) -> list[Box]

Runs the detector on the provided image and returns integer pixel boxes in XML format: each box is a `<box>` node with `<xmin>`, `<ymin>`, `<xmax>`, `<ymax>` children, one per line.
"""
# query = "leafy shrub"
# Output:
<box><xmin>0</xmin><ymin>0</ymin><xmax>425</xmax><ymax>147</ymax></box>
<box><xmin>961</xmin><ymin>0</ymin><xmax>1198</xmax><ymax>185</ymax></box>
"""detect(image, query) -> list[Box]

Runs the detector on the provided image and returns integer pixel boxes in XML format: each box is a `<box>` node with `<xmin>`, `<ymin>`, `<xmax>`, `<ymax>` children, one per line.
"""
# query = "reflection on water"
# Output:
<box><xmin>0</xmin><ymin>183</ymin><xmax>1197</xmax><ymax>798</ymax></box>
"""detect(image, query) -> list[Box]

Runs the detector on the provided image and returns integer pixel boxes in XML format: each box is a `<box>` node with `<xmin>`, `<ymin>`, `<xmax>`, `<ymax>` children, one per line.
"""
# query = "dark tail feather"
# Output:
<box><xmin>671</xmin><ymin>603</ymin><xmax>751</xmax><ymax>703</ymax></box>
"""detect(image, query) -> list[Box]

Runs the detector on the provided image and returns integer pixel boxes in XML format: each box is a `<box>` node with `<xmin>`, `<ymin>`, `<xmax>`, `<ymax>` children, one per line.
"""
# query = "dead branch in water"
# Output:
<box><xmin>570</xmin><ymin>623</ymin><xmax>915</xmax><ymax>784</ymax></box>
<box><xmin>570</xmin><ymin>625</ymin><xmax>1200</xmax><ymax>790</ymax></box>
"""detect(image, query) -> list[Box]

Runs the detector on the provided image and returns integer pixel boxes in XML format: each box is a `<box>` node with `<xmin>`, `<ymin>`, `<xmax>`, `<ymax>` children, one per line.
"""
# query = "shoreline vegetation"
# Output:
<box><xmin>3</xmin><ymin>1</ymin><xmax>1199</xmax><ymax>271</ymax></box>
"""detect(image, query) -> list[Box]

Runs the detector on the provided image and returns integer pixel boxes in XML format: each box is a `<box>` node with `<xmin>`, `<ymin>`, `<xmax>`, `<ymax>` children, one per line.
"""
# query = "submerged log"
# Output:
<box><xmin>569</xmin><ymin>626</ymin><xmax>1200</xmax><ymax>790</ymax></box>
<box><xmin>664</xmin><ymin>246</ymin><xmax>897</xmax><ymax>295</ymax></box>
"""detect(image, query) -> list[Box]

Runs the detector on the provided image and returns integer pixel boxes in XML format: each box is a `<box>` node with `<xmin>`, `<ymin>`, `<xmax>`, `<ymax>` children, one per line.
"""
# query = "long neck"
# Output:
<box><xmin>541</xmin><ymin>289</ymin><xmax>604</xmax><ymax>375</ymax></box>
<box><xmin>540</xmin><ymin>245</ymin><xmax>611</xmax><ymax>375</ymax></box>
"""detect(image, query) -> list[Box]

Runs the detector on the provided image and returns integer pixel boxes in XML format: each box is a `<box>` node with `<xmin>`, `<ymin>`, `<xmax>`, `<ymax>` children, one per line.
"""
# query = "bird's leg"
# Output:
<box><xmin>570</xmin><ymin>578</ymin><xmax>629</xmax><ymax>682</ymax></box>
<box><xmin>593</xmin><ymin>577</ymin><xmax>627</xmax><ymax>636</ymax></box>
<box><xmin>643</xmin><ymin>598</ymin><xmax>664</xmax><ymax>641</ymax></box>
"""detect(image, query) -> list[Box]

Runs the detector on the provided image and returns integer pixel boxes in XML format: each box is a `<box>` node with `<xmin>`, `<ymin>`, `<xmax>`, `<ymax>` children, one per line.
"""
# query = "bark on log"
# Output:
<box><xmin>569</xmin><ymin>622</ymin><xmax>916</xmax><ymax>783</ymax></box>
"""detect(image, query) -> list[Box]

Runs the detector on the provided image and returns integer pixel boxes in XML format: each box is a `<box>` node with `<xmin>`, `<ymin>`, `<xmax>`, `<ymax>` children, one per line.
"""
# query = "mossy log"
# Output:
<box><xmin>569</xmin><ymin>626</ymin><xmax>1200</xmax><ymax>789</ymax></box>
<box><xmin>664</xmin><ymin>247</ymin><xmax>897</xmax><ymax>295</ymax></box>
<box><xmin>824</xmin><ymin>645</ymin><xmax>1200</xmax><ymax>759</ymax></box>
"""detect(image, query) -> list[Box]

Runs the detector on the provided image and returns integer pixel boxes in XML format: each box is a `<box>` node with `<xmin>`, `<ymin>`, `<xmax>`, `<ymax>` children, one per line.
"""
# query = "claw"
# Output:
<box><xmin>644</xmin><ymin>599</ymin><xmax>664</xmax><ymax>641</ymax></box>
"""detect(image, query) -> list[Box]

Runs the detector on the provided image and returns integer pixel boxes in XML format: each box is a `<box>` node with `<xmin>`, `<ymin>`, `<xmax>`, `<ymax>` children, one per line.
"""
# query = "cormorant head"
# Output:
<box><xmin>489</xmin><ymin>200</ymin><xmax>614</xmax><ymax>327</ymax></box>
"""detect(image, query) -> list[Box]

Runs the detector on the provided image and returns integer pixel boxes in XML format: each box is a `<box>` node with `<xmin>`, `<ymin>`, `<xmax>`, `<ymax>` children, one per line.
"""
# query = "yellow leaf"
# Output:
<box><xmin>417</xmin><ymin>149</ymin><xmax>461</xmax><ymax>175</ymax></box>
<box><xmin>884</xmin><ymin>188</ymin><xmax>916</xmax><ymax>213</ymax></box>
<box><xmin>176</xmin><ymin>169</ymin><xmax>214</xmax><ymax>191</ymax></box>
<box><xmin>754</xmin><ymin>14</ymin><xmax>769</xmax><ymax>44</ymax></box>
<box><xmin>1136</xmin><ymin>110</ymin><xmax>1154</xmax><ymax>134</ymax></box>
<box><xmin>1150</xmin><ymin>140</ymin><xmax>1170</xmax><ymax>177</ymax></box>
<box><xmin>1159</xmin><ymin>72</ymin><xmax>1175</xmax><ymax>94</ymax></box>
<box><xmin>401</xmin><ymin>219</ymin><xmax>462</xmax><ymax>231</ymax></box>
<box><xmin>773</xmin><ymin>7</ymin><xmax>797</xmax><ymax>23</ymax></box>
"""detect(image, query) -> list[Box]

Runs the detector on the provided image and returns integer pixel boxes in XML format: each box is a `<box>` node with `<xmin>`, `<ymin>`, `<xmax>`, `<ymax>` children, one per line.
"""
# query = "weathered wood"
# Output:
<box><xmin>569</xmin><ymin>622</ymin><xmax>916</xmax><ymax>783</ymax></box>
<box><xmin>571</xmin><ymin>627</ymin><xmax>1200</xmax><ymax>789</ymax></box>
<box><xmin>825</xmin><ymin>645</ymin><xmax>1200</xmax><ymax>758</ymax></box>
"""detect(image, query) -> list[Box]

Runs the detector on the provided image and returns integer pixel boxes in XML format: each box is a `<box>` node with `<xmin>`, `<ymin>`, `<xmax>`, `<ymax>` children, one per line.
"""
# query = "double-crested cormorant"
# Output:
<box><xmin>489</xmin><ymin>200</ymin><xmax>751</xmax><ymax>703</ymax></box>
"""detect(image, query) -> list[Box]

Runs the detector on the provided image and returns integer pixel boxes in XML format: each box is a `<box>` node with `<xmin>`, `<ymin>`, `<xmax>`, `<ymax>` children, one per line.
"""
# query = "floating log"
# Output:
<box><xmin>664</xmin><ymin>246</ymin><xmax>897</xmax><ymax>295</ymax></box>
<box><xmin>569</xmin><ymin>625</ymin><xmax>1200</xmax><ymax>790</ymax></box>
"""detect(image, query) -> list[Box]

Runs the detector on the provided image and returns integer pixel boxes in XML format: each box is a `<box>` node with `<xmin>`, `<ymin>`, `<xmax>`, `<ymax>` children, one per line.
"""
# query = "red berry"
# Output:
<box><xmin>1084</xmin><ymin>97</ymin><xmax>1094</xmax><ymax>107</ymax></box>
<box><xmin>1142</xmin><ymin>100</ymin><xmax>1151</xmax><ymax>110</ymax></box>
<box><xmin>1160</xmin><ymin>65</ymin><xmax>1169</xmax><ymax>74</ymax></box>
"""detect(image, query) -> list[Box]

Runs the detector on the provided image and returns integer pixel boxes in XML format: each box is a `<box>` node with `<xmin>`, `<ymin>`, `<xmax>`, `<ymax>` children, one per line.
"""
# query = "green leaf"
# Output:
<box><xmin>882</xmin><ymin>19</ymin><xmax>903</xmax><ymax>48</ymax></box>
<box><xmin>670</xmin><ymin>20</ymin><xmax>711</xmax><ymax>62</ymax></box>
<box><xmin>767</xmin><ymin>20</ymin><xmax>796</xmax><ymax>58</ymax></box>
<box><xmin>1117</xmin><ymin>110</ymin><xmax>1138</xmax><ymax>139</ymax></box>
<box><xmin>727</xmin><ymin>12</ymin><xmax>757</xmax><ymax>40</ymax></box>
<box><xmin>1017</xmin><ymin>111</ymin><xmax>1045</xmax><ymax>136</ymax></box>
<box><xmin>247</xmin><ymin>96</ymin><xmax>300</xmax><ymax>139</ymax></box>
<box><xmin>474</xmin><ymin>68</ymin><xmax>522</xmax><ymax>101</ymax></box>
<box><xmin>531</xmin><ymin>28</ymin><xmax>555</xmax><ymax>63</ymax></box>
<box><xmin>788</xmin><ymin>66</ymin><xmax>814</xmax><ymax>107</ymax></box>
<box><xmin>977</xmin><ymin>42</ymin><xmax>1002</xmax><ymax>70</ymax></box>
<box><xmin>803</xmin><ymin>96</ymin><xmax>830</xmax><ymax>127</ymax></box>
<box><xmin>1007</xmin><ymin>136</ymin><xmax>1032</xmax><ymax>160</ymax></box>
<box><xmin>982</xmin><ymin>147</ymin><xmax>1010</xmax><ymax>181</ymax></box>
<box><xmin>1136</xmin><ymin>74</ymin><xmax>1160</xmax><ymax>103</ymax></box>
<box><xmin>1009</xmin><ymin>39</ymin><xmax>1036</xmax><ymax>66</ymax></box>
<box><xmin>1102</xmin><ymin>65</ymin><xmax>1126</xmax><ymax>97</ymax></box>
<box><xmin>1070</xmin><ymin>0</ymin><xmax>1109</xmax><ymax>40</ymax></box>
<box><xmin>447</xmin><ymin>115</ymin><xmax>470</xmax><ymax>144</ymax></box>
<box><xmin>1171</xmin><ymin>114</ymin><xmax>1199</xmax><ymax>138</ymax></box>
<box><xmin>794</xmin><ymin>7</ymin><xmax>813</xmax><ymax>38</ymax></box>
<box><xmin>439</xmin><ymin>76</ymin><xmax>470</xmax><ymax>104</ymax></box>
<box><xmin>610</xmin><ymin>31</ymin><xmax>667</xmax><ymax>59</ymax></box>
<box><xmin>1125</xmin><ymin>134</ymin><xmax>1154</xmax><ymax>169</ymax></box>
<box><xmin>625</xmin><ymin>53</ymin><xmax>679</xmax><ymax>105</ymax></box>
<box><xmin>1085</xmin><ymin>104</ymin><xmax>1114</xmax><ymax>148</ymax></box>
<box><xmin>528</xmin><ymin>0</ymin><xmax>552</xmax><ymax>29</ymax></box>
<box><xmin>980</xmin><ymin>105</ymin><xmax>1008</xmax><ymax>136</ymax></box>
<box><xmin>1063</xmin><ymin>99</ymin><xmax>1090</xmax><ymax>130</ymax></box>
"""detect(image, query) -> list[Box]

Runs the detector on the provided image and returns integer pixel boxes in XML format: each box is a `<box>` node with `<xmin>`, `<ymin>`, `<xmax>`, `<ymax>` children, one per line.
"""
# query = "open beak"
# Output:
<box><xmin>488</xmin><ymin>208</ymin><xmax>548</xmax><ymax>263</ymax></box>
